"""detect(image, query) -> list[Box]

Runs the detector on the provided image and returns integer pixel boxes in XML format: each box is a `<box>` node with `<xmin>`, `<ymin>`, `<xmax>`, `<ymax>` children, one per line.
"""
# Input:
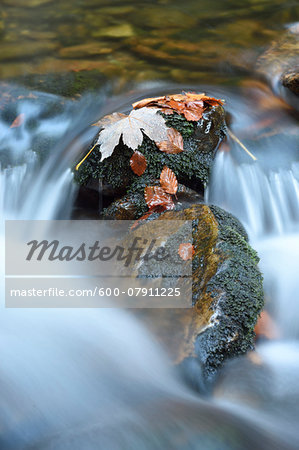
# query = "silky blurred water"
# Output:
<box><xmin>0</xmin><ymin>80</ymin><xmax>298</xmax><ymax>449</ymax></box>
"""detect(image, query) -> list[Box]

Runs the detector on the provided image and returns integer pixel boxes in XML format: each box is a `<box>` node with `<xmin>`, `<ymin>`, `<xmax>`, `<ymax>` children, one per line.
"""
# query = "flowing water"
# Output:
<box><xmin>0</xmin><ymin>81</ymin><xmax>298</xmax><ymax>449</ymax></box>
<box><xmin>1</xmin><ymin>0</ymin><xmax>299</xmax><ymax>448</ymax></box>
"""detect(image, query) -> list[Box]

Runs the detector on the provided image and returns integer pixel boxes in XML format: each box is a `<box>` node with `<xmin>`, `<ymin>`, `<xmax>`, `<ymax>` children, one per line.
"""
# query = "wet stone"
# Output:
<box><xmin>131</xmin><ymin>204</ymin><xmax>264</xmax><ymax>384</ymax></box>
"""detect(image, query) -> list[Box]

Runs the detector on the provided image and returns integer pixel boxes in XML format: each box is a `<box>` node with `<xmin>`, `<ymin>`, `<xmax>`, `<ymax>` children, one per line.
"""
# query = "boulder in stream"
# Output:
<box><xmin>73</xmin><ymin>92</ymin><xmax>263</xmax><ymax>384</ymax></box>
<box><xmin>130</xmin><ymin>204</ymin><xmax>264</xmax><ymax>383</ymax></box>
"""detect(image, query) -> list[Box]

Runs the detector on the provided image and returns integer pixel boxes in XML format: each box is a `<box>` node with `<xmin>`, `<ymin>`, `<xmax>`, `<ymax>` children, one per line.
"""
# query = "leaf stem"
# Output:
<box><xmin>227</xmin><ymin>128</ymin><xmax>257</xmax><ymax>161</ymax></box>
<box><xmin>75</xmin><ymin>144</ymin><xmax>97</xmax><ymax>171</ymax></box>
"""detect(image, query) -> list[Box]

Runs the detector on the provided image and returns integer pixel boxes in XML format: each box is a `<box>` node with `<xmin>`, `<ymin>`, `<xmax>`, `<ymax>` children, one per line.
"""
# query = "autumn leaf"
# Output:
<box><xmin>254</xmin><ymin>311</ymin><xmax>280</xmax><ymax>340</ymax></box>
<box><xmin>133</xmin><ymin>92</ymin><xmax>223</xmax><ymax>122</ymax></box>
<box><xmin>76</xmin><ymin>107</ymin><xmax>170</xmax><ymax>171</ymax></box>
<box><xmin>130</xmin><ymin>151</ymin><xmax>147</xmax><ymax>176</ymax></box>
<box><xmin>178</xmin><ymin>243</ymin><xmax>194</xmax><ymax>261</ymax></box>
<box><xmin>132</xmin><ymin>96</ymin><xmax>166</xmax><ymax>109</ymax></box>
<box><xmin>160</xmin><ymin>166</ymin><xmax>178</xmax><ymax>195</ymax></box>
<box><xmin>10</xmin><ymin>113</ymin><xmax>25</xmax><ymax>128</ymax></box>
<box><xmin>95</xmin><ymin>108</ymin><xmax>169</xmax><ymax>160</ymax></box>
<box><xmin>156</xmin><ymin>128</ymin><xmax>184</xmax><ymax>154</ymax></box>
<box><xmin>144</xmin><ymin>186</ymin><xmax>174</xmax><ymax>210</ymax></box>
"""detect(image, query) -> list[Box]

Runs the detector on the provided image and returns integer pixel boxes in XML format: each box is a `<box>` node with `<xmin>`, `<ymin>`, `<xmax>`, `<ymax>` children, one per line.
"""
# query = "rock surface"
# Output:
<box><xmin>73</xmin><ymin>94</ymin><xmax>263</xmax><ymax>384</ymax></box>
<box><xmin>256</xmin><ymin>23</ymin><xmax>299</xmax><ymax>97</ymax></box>
<box><xmin>132</xmin><ymin>204</ymin><xmax>264</xmax><ymax>384</ymax></box>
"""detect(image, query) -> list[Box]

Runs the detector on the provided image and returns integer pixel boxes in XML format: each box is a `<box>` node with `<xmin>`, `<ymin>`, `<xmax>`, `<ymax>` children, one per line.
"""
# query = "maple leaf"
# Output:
<box><xmin>144</xmin><ymin>186</ymin><xmax>174</xmax><ymax>210</ymax></box>
<box><xmin>160</xmin><ymin>166</ymin><xmax>178</xmax><ymax>195</ymax></box>
<box><xmin>10</xmin><ymin>113</ymin><xmax>25</xmax><ymax>128</ymax></box>
<box><xmin>76</xmin><ymin>108</ymin><xmax>170</xmax><ymax>170</ymax></box>
<box><xmin>95</xmin><ymin>108</ymin><xmax>169</xmax><ymax>161</ymax></box>
<box><xmin>156</xmin><ymin>128</ymin><xmax>184</xmax><ymax>154</ymax></box>
<box><xmin>130</xmin><ymin>150</ymin><xmax>147</xmax><ymax>176</ymax></box>
<box><xmin>178</xmin><ymin>243</ymin><xmax>194</xmax><ymax>261</ymax></box>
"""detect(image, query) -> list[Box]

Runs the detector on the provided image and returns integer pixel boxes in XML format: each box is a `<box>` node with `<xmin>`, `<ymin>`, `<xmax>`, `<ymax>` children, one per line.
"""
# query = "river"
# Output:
<box><xmin>0</xmin><ymin>0</ymin><xmax>299</xmax><ymax>448</ymax></box>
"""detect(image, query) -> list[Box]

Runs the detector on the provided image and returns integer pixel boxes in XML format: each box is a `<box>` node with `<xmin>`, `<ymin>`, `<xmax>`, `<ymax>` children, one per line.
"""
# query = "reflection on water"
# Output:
<box><xmin>0</xmin><ymin>0</ymin><xmax>298</xmax><ymax>88</ymax></box>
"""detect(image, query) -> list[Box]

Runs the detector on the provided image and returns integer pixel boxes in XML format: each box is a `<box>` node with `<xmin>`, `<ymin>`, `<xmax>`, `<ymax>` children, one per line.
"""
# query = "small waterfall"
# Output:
<box><xmin>1</xmin><ymin>84</ymin><xmax>299</xmax><ymax>449</ymax></box>
<box><xmin>207</xmin><ymin>152</ymin><xmax>299</xmax><ymax>238</ymax></box>
<box><xmin>207</xmin><ymin>149</ymin><xmax>299</xmax><ymax>337</ymax></box>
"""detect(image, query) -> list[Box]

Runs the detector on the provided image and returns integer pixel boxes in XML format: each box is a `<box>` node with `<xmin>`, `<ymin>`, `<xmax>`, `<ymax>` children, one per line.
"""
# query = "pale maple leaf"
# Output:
<box><xmin>94</xmin><ymin>108</ymin><xmax>169</xmax><ymax>161</ymax></box>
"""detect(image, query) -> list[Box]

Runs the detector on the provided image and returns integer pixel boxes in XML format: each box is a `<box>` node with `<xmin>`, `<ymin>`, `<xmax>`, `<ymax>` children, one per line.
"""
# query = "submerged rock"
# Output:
<box><xmin>132</xmin><ymin>204</ymin><xmax>264</xmax><ymax>383</ymax></box>
<box><xmin>256</xmin><ymin>23</ymin><xmax>299</xmax><ymax>97</ymax></box>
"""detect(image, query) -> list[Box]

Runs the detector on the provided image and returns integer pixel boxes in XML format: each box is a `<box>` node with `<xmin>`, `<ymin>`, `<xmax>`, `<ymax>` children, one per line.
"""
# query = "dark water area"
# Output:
<box><xmin>0</xmin><ymin>0</ymin><xmax>298</xmax><ymax>91</ymax></box>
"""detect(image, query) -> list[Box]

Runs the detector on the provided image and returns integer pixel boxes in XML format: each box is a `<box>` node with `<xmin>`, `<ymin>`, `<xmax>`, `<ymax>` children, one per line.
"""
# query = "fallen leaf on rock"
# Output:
<box><xmin>133</xmin><ymin>92</ymin><xmax>223</xmax><ymax>122</ymax></box>
<box><xmin>132</xmin><ymin>96</ymin><xmax>166</xmax><ymax>109</ymax></box>
<box><xmin>178</xmin><ymin>243</ymin><xmax>194</xmax><ymax>261</ymax></box>
<box><xmin>95</xmin><ymin>108</ymin><xmax>169</xmax><ymax>161</ymax></box>
<box><xmin>76</xmin><ymin>107</ymin><xmax>170</xmax><ymax>170</ymax></box>
<box><xmin>130</xmin><ymin>150</ymin><xmax>147</xmax><ymax>176</ymax></box>
<box><xmin>144</xmin><ymin>186</ymin><xmax>174</xmax><ymax>210</ymax></box>
<box><xmin>160</xmin><ymin>166</ymin><xmax>178</xmax><ymax>195</ymax></box>
<box><xmin>92</xmin><ymin>112</ymin><xmax>127</xmax><ymax>128</ymax></box>
<box><xmin>10</xmin><ymin>113</ymin><xmax>25</xmax><ymax>128</ymax></box>
<box><xmin>156</xmin><ymin>128</ymin><xmax>184</xmax><ymax>154</ymax></box>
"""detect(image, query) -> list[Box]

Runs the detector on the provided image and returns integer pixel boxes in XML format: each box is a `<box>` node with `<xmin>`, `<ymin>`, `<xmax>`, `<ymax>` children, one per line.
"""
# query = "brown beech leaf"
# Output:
<box><xmin>130</xmin><ymin>151</ymin><xmax>147</xmax><ymax>176</ymax></box>
<box><xmin>178</xmin><ymin>243</ymin><xmax>194</xmax><ymax>261</ymax></box>
<box><xmin>10</xmin><ymin>113</ymin><xmax>25</xmax><ymax>128</ymax></box>
<box><xmin>156</xmin><ymin>128</ymin><xmax>184</xmax><ymax>154</ymax></box>
<box><xmin>160</xmin><ymin>166</ymin><xmax>178</xmax><ymax>195</ymax></box>
<box><xmin>132</xmin><ymin>92</ymin><xmax>223</xmax><ymax>122</ymax></box>
<box><xmin>144</xmin><ymin>186</ymin><xmax>174</xmax><ymax>210</ymax></box>
<box><xmin>132</xmin><ymin>96</ymin><xmax>166</xmax><ymax>109</ymax></box>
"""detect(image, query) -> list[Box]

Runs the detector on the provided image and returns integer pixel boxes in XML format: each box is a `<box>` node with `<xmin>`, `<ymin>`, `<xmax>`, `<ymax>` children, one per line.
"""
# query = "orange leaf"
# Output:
<box><xmin>132</xmin><ymin>96</ymin><xmax>166</xmax><ymax>109</ymax></box>
<box><xmin>156</xmin><ymin>128</ymin><xmax>184</xmax><ymax>154</ymax></box>
<box><xmin>10</xmin><ymin>113</ymin><xmax>25</xmax><ymax>128</ymax></box>
<box><xmin>178</xmin><ymin>243</ymin><xmax>194</xmax><ymax>261</ymax></box>
<box><xmin>132</xmin><ymin>92</ymin><xmax>223</xmax><ymax>122</ymax></box>
<box><xmin>160</xmin><ymin>166</ymin><xmax>178</xmax><ymax>195</ymax></box>
<box><xmin>130</xmin><ymin>151</ymin><xmax>147</xmax><ymax>176</ymax></box>
<box><xmin>144</xmin><ymin>186</ymin><xmax>174</xmax><ymax>210</ymax></box>
<box><xmin>254</xmin><ymin>311</ymin><xmax>280</xmax><ymax>340</ymax></box>
<box><xmin>182</xmin><ymin>108</ymin><xmax>204</xmax><ymax>121</ymax></box>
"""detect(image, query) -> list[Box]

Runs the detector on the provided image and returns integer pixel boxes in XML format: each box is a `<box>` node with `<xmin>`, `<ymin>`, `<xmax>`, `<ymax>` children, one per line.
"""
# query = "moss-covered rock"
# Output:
<box><xmin>132</xmin><ymin>204</ymin><xmax>264</xmax><ymax>384</ymax></box>
<box><xmin>74</xmin><ymin>104</ymin><xmax>226</xmax><ymax>213</ymax></box>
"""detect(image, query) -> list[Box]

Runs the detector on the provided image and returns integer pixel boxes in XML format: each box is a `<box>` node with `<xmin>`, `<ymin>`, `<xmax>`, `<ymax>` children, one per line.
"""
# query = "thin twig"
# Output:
<box><xmin>227</xmin><ymin>128</ymin><xmax>257</xmax><ymax>161</ymax></box>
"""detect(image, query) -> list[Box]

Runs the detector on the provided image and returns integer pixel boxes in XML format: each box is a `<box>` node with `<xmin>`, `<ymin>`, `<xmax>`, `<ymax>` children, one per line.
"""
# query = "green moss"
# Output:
<box><xmin>195</xmin><ymin>205</ymin><xmax>264</xmax><ymax>381</ymax></box>
<box><xmin>75</xmin><ymin>106</ymin><xmax>226</xmax><ymax>207</ymax></box>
